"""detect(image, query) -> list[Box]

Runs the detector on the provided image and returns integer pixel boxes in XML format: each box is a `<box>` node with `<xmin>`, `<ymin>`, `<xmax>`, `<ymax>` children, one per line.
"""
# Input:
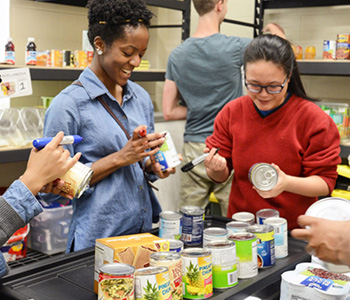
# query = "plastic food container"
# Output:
<box><xmin>28</xmin><ymin>200</ymin><xmax>73</xmax><ymax>255</ymax></box>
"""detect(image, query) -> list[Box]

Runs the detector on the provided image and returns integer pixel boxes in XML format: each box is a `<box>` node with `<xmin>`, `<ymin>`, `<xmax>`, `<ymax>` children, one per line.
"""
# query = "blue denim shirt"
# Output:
<box><xmin>42</xmin><ymin>67</ymin><xmax>161</xmax><ymax>252</ymax></box>
<box><xmin>0</xmin><ymin>180</ymin><xmax>42</xmax><ymax>277</ymax></box>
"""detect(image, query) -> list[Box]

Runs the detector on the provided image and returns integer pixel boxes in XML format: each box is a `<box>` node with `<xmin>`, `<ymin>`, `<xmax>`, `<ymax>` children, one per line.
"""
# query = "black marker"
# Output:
<box><xmin>181</xmin><ymin>148</ymin><xmax>220</xmax><ymax>172</ymax></box>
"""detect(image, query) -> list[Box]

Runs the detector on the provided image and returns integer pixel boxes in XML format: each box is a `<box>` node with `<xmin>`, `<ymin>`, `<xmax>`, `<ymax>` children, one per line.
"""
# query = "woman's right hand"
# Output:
<box><xmin>118</xmin><ymin>125</ymin><xmax>166</xmax><ymax>167</ymax></box>
<box><xmin>204</xmin><ymin>147</ymin><xmax>229</xmax><ymax>183</ymax></box>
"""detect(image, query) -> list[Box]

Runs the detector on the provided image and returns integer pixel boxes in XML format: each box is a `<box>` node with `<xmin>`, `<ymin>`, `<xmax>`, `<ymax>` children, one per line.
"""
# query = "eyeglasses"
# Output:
<box><xmin>244</xmin><ymin>76</ymin><xmax>288</xmax><ymax>94</ymax></box>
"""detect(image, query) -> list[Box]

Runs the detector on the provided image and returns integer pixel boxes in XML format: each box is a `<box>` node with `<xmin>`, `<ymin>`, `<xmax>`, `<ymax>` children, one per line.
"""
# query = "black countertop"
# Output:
<box><xmin>0</xmin><ymin>216</ymin><xmax>310</xmax><ymax>300</ymax></box>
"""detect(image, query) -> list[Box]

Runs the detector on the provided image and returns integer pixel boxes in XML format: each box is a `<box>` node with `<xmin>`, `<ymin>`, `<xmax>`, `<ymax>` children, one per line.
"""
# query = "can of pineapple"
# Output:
<box><xmin>150</xmin><ymin>252</ymin><xmax>183</xmax><ymax>300</ymax></box>
<box><xmin>181</xmin><ymin>248</ymin><xmax>213</xmax><ymax>299</ymax></box>
<box><xmin>134</xmin><ymin>266</ymin><xmax>171</xmax><ymax>300</ymax></box>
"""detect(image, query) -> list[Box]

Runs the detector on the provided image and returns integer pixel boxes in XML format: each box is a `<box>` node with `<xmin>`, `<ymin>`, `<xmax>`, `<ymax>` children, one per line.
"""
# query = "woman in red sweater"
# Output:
<box><xmin>205</xmin><ymin>34</ymin><xmax>341</xmax><ymax>229</ymax></box>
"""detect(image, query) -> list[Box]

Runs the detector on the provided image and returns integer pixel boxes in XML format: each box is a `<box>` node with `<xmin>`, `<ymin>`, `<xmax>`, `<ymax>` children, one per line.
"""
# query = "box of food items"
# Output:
<box><xmin>318</xmin><ymin>102</ymin><xmax>350</xmax><ymax>144</ymax></box>
<box><xmin>94</xmin><ymin>233</ymin><xmax>169</xmax><ymax>294</ymax></box>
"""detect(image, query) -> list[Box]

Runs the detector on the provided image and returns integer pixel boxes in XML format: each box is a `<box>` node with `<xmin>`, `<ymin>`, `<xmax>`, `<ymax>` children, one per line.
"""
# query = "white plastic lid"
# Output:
<box><xmin>305</xmin><ymin>197</ymin><xmax>350</xmax><ymax>221</ymax></box>
<box><xmin>27</xmin><ymin>37</ymin><xmax>35</xmax><ymax>42</ymax></box>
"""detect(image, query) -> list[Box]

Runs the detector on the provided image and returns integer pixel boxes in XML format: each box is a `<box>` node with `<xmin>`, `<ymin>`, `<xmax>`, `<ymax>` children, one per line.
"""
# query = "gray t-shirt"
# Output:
<box><xmin>166</xmin><ymin>33</ymin><xmax>251</xmax><ymax>143</ymax></box>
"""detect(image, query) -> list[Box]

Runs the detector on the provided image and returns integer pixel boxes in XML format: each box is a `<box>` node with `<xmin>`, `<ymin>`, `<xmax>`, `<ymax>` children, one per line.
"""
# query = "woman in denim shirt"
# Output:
<box><xmin>42</xmin><ymin>0</ymin><xmax>176</xmax><ymax>252</ymax></box>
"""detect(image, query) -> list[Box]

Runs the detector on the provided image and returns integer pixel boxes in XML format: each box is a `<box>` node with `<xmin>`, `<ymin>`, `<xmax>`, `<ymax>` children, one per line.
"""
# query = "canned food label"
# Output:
<box><xmin>98</xmin><ymin>274</ymin><xmax>134</xmax><ymax>300</ymax></box>
<box><xmin>181</xmin><ymin>214</ymin><xmax>204</xmax><ymax>246</ymax></box>
<box><xmin>210</xmin><ymin>248</ymin><xmax>238</xmax><ymax>289</ymax></box>
<box><xmin>150</xmin><ymin>259</ymin><xmax>183</xmax><ymax>300</ymax></box>
<box><xmin>255</xmin><ymin>231</ymin><xmax>275</xmax><ymax>268</ymax></box>
<box><xmin>267</xmin><ymin>222</ymin><xmax>288</xmax><ymax>259</ymax></box>
<box><xmin>154</xmin><ymin>131</ymin><xmax>181</xmax><ymax>171</ymax></box>
<box><xmin>135</xmin><ymin>272</ymin><xmax>172</xmax><ymax>300</ymax></box>
<box><xmin>183</xmin><ymin>256</ymin><xmax>213</xmax><ymax>299</ymax></box>
<box><xmin>234</xmin><ymin>238</ymin><xmax>258</xmax><ymax>279</ymax></box>
<box><xmin>159</xmin><ymin>218</ymin><xmax>182</xmax><ymax>240</ymax></box>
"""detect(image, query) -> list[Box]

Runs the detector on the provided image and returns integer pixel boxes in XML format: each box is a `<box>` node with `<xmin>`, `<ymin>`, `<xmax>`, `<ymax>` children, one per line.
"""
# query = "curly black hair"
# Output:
<box><xmin>87</xmin><ymin>0</ymin><xmax>153</xmax><ymax>48</ymax></box>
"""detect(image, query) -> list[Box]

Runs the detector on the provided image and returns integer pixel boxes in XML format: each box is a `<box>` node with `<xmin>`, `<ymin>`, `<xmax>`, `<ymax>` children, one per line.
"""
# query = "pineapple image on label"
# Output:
<box><xmin>135</xmin><ymin>266</ymin><xmax>172</xmax><ymax>300</ymax></box>
<box><xmin>182</xmin><ymin>249</ymin><xmax>213</xmax><ymax>299</ymax></box>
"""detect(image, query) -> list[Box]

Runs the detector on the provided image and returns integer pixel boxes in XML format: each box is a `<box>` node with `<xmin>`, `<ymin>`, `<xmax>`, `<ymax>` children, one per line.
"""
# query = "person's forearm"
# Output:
<box><xmin>163</xmin><ymin>105</ymin><xmax>187</xmax><ymax>120</ymax></box>
<box><xmin>285</xmin><ymin>175</ymin><xmax>329</xmax><ymax>197</ymax></box>
<box><xmin>206</xmin><ymin>167</ymin><xmax>230</xmax><ymax>183</ymax></box>
<box><xmin>90</xmin><ymin>152</ymin><xmax>126</xmax><ymax>185</ymax></box>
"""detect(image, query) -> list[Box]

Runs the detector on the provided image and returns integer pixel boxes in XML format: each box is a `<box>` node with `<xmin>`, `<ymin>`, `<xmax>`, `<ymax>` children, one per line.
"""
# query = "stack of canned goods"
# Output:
<box><xmin>99</xmin><ymin>205</ymin><xmax>289</xmax><ymax>299</ymax></box>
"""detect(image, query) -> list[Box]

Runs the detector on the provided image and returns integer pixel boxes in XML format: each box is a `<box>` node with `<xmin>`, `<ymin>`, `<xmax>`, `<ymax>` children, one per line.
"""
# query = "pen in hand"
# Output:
<box><xmin>181</xmin><ymin>148</ymin><xmax>220</xmax><ymax>172</ymax></box>
<box><xmin>33</xmin><ymin>135</ymin><xmax>83</xmax><ymax>150</ymax></box>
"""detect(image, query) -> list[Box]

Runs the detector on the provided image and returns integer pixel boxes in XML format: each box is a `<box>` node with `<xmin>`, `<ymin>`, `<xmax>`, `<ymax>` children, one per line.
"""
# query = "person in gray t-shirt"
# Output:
<box><xmin>162</xmin><ymin>0</ymin><xmax>285</xmax><ymax>216</ymax></box>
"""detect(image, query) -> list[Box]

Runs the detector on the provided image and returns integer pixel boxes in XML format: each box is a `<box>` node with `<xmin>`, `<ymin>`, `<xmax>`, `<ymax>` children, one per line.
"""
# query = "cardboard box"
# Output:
<box><xmin>94</xmin><ymin>233</ymin><xmax>169</xmax><ymax>293</ymax></box>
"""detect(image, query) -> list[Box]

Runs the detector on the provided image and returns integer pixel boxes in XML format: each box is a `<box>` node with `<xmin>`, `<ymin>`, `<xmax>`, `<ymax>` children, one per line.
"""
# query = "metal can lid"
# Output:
<box><xmin>203</xmin><ymin>227</ymin><xmax>227</xmax><ymax>236</ymax></box>
<box><xmin>168</xmin><ymin>239</ymin><xmax>184</xmax><ymax>249</ymax></box>
<box><xmin>205</xmin><ymin>240</ymin><xmax>235</xmax><ymax>249</ymax></box>
<box><xmin>305</xmin><ymin>197</ymin><xmax>350</xmax><ymax>221</ymax></box>
<box><xmin>249</xmin><ymin>163</ymin><xmax>278</xmax><ymax>191</ymax></box>
<box><xmin>226</xmin><ymin>221</ymin><xmax>250</xmax><ymax>229</ymax></box>
<box><xmin>181</xmin><ymin>247</ymin><xmax>211</xmax><ymax>257</ymax></box>
<box><xmin>150</xmin><ymin>252</ymin><xmax>181</xmax><ymax>261</ymax></box>
<box><xmin>263</xmin><ymin>217</ymin><xmax>287</xmax><ymax>226</ymax></box>
<box><xmin>247</xmin><ymin>224</ymin><xmax>274</xmax><ymax>233</ymax></box>
<box><xmin>228</xmin><ymin>232</ymin><xmax>256</xmax><ymax>241</ymax></box>
<box><xmin>134</xmin><ymin>266</ymin><xmax>168</xmax><ymax>276</ymax></box>
<box><xmin>76</xmin><ymin>168</ymin><xmax>94</xmax><ymax>198</ymax></box>
<box><xmin>232</xmin><ymin>212</ymin><xmax>255</xmax><ymax>223</ymax></box>
<box><xmin>180</xmin><ymin>205</ymin><xmax>205</xmax><ymax>216</ymax></box>
<box><xmin>160</xmin><ymin>211</ymin><xmax>182</xmax><ymax>220</ymax></box>
<box><xmin>99</xmin><ymin>263</ymin><xmax>135</xmax><ymax>275</ymax></box>
<box><xmin>256</xmin><ymin>208</ymin><xmax>279</xmax><ymax>219</ymax></box>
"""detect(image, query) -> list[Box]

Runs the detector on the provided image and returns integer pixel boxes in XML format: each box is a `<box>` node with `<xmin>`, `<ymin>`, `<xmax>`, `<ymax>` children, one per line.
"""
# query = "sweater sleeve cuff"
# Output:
<box><xmin>2</xmin><ymin>180</ymin><xmax>43</xmax><ymax>224</ymax></box>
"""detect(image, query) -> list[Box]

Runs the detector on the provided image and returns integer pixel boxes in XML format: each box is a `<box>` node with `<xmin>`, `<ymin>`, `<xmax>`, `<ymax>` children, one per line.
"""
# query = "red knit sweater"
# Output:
<box><xmin>206</xmin><ymin>94</ymin><xmax>341</xmax><ymax>229</ymax></box>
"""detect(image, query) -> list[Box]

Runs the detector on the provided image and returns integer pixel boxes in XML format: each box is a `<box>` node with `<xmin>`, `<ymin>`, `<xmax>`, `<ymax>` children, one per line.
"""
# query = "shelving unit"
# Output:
<box><xmin>0</xmin><ymin>0</ymin><xmax>191</xmax><ymax>164</ymax></box>
<box><xmin>257</xmin><ymin>0</ymin><xmax>350</xmax><ymax>157</ymax></box>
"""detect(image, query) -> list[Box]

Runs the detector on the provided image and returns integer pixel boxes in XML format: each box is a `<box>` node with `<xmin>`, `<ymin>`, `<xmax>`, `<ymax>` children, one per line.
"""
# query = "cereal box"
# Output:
<box><xmin>94</xmin><ymin>233</ymin><xmax>169</xmax><ymax>294</ymax></box>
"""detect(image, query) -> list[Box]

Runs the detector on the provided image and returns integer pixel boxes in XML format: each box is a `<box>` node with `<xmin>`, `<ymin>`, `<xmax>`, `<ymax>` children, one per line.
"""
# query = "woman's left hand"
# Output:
<box><xmin>253</xmin><ymin>163</ymin><xmax>288</xmax><ymax>198</ymax></box>
<box><xmin>147</xmin><ymin>154</ymin><xmax>178</xmax><ymax>179</ymax></box>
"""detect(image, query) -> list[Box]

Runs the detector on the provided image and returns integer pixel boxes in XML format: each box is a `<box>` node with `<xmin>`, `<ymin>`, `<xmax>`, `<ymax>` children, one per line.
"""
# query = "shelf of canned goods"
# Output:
<box><xmin>0</xmin><ymin>216</ymin><xmax>311</xmax><ymax>300</ymax></box>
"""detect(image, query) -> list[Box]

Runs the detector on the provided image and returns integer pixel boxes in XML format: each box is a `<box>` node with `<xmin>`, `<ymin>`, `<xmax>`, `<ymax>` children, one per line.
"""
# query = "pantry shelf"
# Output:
<box><xmin>0</xmin><ymin>65</ymin><xmax>166</xmax><ymax>82</ymax></box>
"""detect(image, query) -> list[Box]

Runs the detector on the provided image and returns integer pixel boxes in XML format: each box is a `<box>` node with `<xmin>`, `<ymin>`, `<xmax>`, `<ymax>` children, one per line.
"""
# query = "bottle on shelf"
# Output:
<box><xmin>5</xmin><ymin>37</ymin><xmax>15</xmax><ymax>65</ymax></box>
<box><xmin>25</xmin><ymin>37</ymin><xmax>37</xmax><ymax>66</ymax></box>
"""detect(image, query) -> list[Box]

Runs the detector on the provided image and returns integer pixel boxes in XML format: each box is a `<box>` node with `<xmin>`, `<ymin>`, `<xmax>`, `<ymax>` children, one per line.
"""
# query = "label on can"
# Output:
<box><xmin>135</xmin><ymin>266</ymin><xmax>172</xmax><ymax>300</ymax></box>
<box><xmin>248</xmin><ymin>163</ymin><xmax>278</xmax><ymax>191</ymax></box>
<box><xmin>202</xmin><ymin>227</ymin><xmax>227</xmax><ymax>247</ymax></box>
<box><xmin>181</xmin><ymin>248</ymin><xmax>213</xmax><ymax>299</ymax></box>
<box><xmin>180</xmin><ymin>206</ymin><xmax>205</xmax><ymax>246</ymax></box>
<box><xmin>98</xmin><ymin>263</ymin><xmax>135</xmax><ymax>300</ymax></box>
<box><xmin>226</xmin><ymin>221</ymin><xmax>250</xmax><ymax>235</ymax></box>
<box><xmin>205</xmin><ymin>241</ymin><xmax>238</xmax><ymax>289</ymax></box>
<box><xmin>154</xmin><ymin>131</ymin><xmax>181</xmax><ymax>171</ymax></box>
<box><xmin>263</xmin><ymin>217</ymin><xmax>288</xmax><ymax>258</ymax></box>
<box><xmin>247</xmin><ymin>224</ymin><xmax>275</xmax><ymax>268</ymax></box>
<box><xmin>336</xmin><ymin>42</ymin><xmax>350</xmax><ymax>60</ymax></box>
<box><xmin>256</xmin><ymin>208</ymin><xmax>280</xmax><ymax>225</ymax></box>
<box><xmin>159</xmin><ymin>211</ymin><xmax>182</xmax><ymax>240</ymax></box>
<box><xmin>323</xmin><ymin>40</ymin><xmax>336</xmax><ymax>59</ymax></box>
<box><xmin>150</xmin><ymin>252</ymin><xmax>183</xmax><ymax>300</ymax></box>
<box><xmin>228</xmin><ymin>232</ymin><xmax>258</xmax><ymax>279</ymax></box>
<box><xmin>58</xmin><ymin>160</ymin><xmax>93</xmax><ymax>199</ymax></box>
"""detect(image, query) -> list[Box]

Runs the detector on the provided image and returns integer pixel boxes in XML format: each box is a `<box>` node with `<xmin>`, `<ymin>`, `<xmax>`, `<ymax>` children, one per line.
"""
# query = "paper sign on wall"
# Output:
<box><xmin>0</xmin><ymin>68</ymin><xmax>32</xmax><ymax>99</ymax></box>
